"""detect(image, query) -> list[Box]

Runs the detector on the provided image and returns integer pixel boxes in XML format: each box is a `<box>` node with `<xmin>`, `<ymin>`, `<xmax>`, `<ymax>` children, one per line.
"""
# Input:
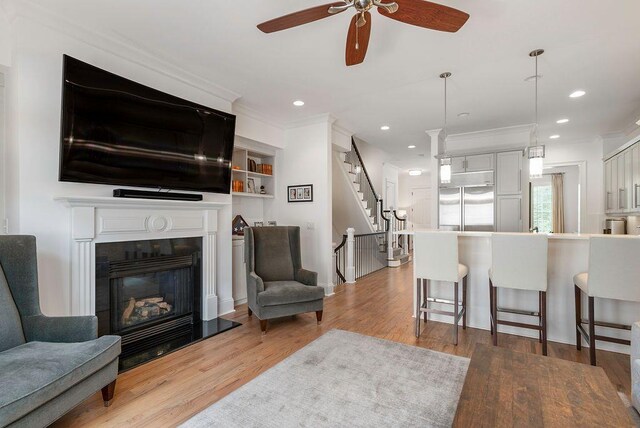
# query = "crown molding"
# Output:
<box><xmin>447</xmin><ymin>123</ymin><xmax>536</xmax><ymax>140</ymax></box>
<box><xmin>2</xmin><ymin>0</ymin><xmax>242</xmax><ymax>104</ymax></box>
<box><xmin>232</xmin><ymin>102</ymin><xmax>285</xmax><ymax>130</ymax></box>
<box><xmin>332</xmin><ymin>123</ymin><xmax>353</xmax><ymax>138</ymax></box>
<box><xmin>285</xmin><ymin>113</ymin><xmax>336</xmax><ymax>129</ymax></box>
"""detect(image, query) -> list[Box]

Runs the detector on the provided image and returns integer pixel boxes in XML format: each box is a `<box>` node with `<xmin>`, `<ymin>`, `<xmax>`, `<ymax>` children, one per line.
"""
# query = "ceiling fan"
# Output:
<box><xmin>257</xmin><ymin>0</ymin><xmax>469</xmax><ymax>66</ymax></box>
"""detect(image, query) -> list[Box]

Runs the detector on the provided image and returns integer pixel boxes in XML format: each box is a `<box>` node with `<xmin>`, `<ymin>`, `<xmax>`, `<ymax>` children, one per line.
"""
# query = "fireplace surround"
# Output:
<box><xmin>56</xmin><ymin>196</ymin><xmax>240</xmax><ymax>370</ymax></box>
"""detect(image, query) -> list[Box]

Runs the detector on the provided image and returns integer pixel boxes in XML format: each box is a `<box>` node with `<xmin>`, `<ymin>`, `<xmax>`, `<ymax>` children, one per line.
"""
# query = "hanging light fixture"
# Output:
<box><xmin>440</xmin><ymin>72</ymin><xmax>452</xmax><ymax>184</ymax></box>
<box><xmin>528</xmin><ymin>49</ymin><xmax>545</xmax><ymax>179</ymax></box>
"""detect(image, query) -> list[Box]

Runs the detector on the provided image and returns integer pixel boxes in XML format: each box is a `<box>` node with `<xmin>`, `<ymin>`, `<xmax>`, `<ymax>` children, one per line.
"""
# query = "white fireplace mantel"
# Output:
<box><xmin>55</xmin><ymin>196</ymin><xmax>229</xmax><ymax>321</ymax></box>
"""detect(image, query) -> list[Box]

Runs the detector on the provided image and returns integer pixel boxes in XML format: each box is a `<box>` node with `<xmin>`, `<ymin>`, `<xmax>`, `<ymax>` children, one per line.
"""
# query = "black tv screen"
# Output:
<box><xmin>59</xmin><ymin>55</ymin><xmax>236</xmax><ymax>193</ymax></box>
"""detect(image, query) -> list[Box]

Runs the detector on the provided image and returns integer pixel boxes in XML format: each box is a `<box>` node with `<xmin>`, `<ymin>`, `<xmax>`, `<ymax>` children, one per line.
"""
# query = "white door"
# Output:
<box><xmin>385</xmin><ymin>180</ymin><xmax>396</xmax><ymax>210</ymax></box>
<box><xmin>410</xmin><ymin>187</ymin><xmax>431</xmax><ymax>229</ymax></box>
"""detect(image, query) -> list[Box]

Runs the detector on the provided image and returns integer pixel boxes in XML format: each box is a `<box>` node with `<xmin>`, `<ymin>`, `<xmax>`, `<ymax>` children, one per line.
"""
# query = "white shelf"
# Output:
<box><xmin>232</xmin><ymin>192</ymin><xmax>275</xmax><ymax>199</ymax></box>
<box><xmin>232</xmin><ymin>169</ymin><xmax>274</xmax><ymax>178</ymax></box>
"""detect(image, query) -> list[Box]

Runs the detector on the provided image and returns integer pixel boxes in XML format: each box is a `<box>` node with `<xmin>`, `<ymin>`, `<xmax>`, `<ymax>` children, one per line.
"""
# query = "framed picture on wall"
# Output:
<box><xmin>247</xmin><ymin>178</ymin><xmax>256</xmax><ymax>193</ymax></box>
<box><xmin>287</xmin><ymin>184</ymin><xmax>313</xmax><ymax>203</ymax></box>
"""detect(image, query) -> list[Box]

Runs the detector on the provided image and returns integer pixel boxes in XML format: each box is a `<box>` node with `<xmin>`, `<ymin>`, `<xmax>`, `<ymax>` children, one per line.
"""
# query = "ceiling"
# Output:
<box><xmin>28</xmin><ymin>0</ymin><xmax>640</xmax><ymax>169</ymax></box>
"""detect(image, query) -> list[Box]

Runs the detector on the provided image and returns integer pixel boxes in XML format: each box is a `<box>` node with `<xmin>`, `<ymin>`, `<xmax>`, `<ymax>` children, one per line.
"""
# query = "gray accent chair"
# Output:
<box><xmin>244</xmin><ymin>226</ymin><xmax>324</xmax><ymax>333</ymax></box>
<box><xmin>0</xmin><ymin>236</ymin><xmax>121</xmax><ymax>428</ymax></box>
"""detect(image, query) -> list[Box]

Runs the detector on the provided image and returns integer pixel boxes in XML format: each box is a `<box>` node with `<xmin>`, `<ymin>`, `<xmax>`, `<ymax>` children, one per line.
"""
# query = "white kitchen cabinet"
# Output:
<box><xmin>618</xmin><ymin>153</ymin><xmax>628</xmax><ymax>211</ymax></box>
<box><xmin>604</xmin><ymin>142</ymin><xmax>640</xmax><ymax>213</ymax></box>
<box><xmin>605</xmin><ymin>158</ymin><xmax>613</xmax><ymax>213</ymax></box>
<box><xmin>232</xmin><ymin>238</ymin><xmax>247</xmax><ymax>305</ymax></box>
<box><xmin>496</xmin><ymin>151</ymin><xmax>523</xmax><ymax>195</ymax></box>
<box><xmin>465</xmin><ymin>153</ymin><xmax>495</xmax><ymax>172</ymax></box>
<box><xmin>451</xmin><ymin>156</ymin><xmax>466</xmax><ymax>174</ymax></box>
<box><xmin>497</xmin><ymin>195</ymin><xmax>522</xmax><ymax>232</ymax></box>
<box><xmin>450</xmin><ymin>154</ymin><xmax>494</xmax><ymax>174</ymax></box>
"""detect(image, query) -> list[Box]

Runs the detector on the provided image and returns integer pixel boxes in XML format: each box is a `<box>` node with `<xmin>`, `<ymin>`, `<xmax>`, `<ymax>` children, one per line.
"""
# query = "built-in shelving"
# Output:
<box><xmin>231</xmin><ymin>147</ymin><xmax>275</xmax><ymax>198</ymax></box>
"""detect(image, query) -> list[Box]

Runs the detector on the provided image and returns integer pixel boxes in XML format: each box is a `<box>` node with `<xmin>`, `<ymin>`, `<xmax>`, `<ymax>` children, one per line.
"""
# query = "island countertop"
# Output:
<box><xmin>403</xmin><ymin>229</ymin><xmax>638</xmax><ymax>354</ymax></box>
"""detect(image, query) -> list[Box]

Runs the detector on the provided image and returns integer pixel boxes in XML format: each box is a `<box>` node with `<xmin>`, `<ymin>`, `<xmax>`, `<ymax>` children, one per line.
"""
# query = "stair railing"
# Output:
<box><xmin>392</xmin><ymin>210</ymin><xmax>409</xmax><ymax>255</ymax></box>
<box><xmin>334</xmin><ymin>227</ymin><xmax>387</xmax><ymax>285</ymax></box>
<box><xmin>345</xmin><ymin>138</ymin><xmax>384</xmax><ymax>231</ymax></box>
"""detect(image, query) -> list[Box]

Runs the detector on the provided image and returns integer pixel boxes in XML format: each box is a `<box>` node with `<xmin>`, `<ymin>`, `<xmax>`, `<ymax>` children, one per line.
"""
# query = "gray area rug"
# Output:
<box><xmin>181</xmin><ymin>329</ymin><xmax>470</xmax><ymax>427</ymax></box>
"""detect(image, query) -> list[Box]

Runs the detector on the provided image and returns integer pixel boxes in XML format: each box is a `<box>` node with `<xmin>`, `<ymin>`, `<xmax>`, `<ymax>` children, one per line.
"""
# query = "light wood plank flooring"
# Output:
<box><xmin>54</xmin><ymin>262</ymin><xmax>631</xmax><ymax>427</ymax></box>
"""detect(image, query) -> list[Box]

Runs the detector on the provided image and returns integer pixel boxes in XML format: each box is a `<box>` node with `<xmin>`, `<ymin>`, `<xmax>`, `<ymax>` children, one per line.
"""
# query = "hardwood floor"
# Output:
<box><xmin>55</xmin><ymin>262</ymin><xmax>632</xmax><ymax>427</ymax></box>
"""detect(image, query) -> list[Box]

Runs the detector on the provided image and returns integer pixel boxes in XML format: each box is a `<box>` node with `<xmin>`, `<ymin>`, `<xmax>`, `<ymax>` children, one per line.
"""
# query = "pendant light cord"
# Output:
<box><xmin>535</xmin><ymin>53</ymin><xmax>538</xmax><ymax>146</ymax></box>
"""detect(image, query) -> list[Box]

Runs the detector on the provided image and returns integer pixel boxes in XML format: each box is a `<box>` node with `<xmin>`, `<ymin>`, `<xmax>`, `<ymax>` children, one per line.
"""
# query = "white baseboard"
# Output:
<box><xmin>218</xmin><ymin>297</ymin><xmax>236</xmax><ymax>317</ymax></box>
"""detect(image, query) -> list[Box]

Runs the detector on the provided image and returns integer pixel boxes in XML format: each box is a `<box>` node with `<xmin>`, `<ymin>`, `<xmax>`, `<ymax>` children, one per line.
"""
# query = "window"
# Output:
<box><xmin>531</xmin><ymin>182</ymin><xmax>552</xmax><ymax>233</ymax></box>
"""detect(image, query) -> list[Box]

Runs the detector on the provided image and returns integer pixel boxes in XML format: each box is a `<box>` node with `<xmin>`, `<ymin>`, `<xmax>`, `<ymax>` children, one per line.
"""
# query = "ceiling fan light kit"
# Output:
<box><xmin>257</xmin><ymin>0</ymin><xmax>469</xmax><ymax>66</ymax></box>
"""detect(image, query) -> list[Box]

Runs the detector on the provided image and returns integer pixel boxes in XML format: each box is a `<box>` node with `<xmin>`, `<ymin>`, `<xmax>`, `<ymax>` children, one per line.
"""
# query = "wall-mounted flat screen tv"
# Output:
<box><xmin>59</xmin><ymin>55</ymin><xmax>236</xmax><ymax>194</ymax></box>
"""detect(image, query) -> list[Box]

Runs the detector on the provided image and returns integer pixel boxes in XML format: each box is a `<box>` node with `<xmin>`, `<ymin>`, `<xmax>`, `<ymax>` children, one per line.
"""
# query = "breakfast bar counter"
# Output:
<box><xmin>397</xmin><ymin>230</ymin><xmax>640</xmax><ymax>354</ymax></box>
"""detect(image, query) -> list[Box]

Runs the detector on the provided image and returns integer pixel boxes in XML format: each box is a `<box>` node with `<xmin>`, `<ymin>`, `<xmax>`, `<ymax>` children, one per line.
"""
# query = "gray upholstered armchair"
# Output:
<box><xmin>244</xmin><ymin>226</ymin><xmax>324</xmax><ymax>333</ymax></box>
<box><xmin>0</xmin><ymin>236</ymin><xmax>121</xmax><ymax>428</ymax></box>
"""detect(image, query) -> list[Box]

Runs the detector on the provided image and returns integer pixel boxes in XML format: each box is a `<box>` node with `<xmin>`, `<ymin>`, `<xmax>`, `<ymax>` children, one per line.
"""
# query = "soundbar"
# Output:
<box><xmin>113</xmin><ymin>189</ymin><xmax>203</xmax><ymax>201</ymax></box>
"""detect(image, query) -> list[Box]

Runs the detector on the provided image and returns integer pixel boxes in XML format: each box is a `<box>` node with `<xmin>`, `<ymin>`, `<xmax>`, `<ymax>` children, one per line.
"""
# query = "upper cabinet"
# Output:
<box><xmin>450</xmin><ymin>153</ymin><xmax>494</xmax><ymax>174</ymax></box>
<box><xmin>605</xmin><ymin>140</ymin><xmax>640</xmax><ymax>214</ymax></box>
<box><xmin>496</xmin><ymin>151</ymin><xmax>523</xmax><ymax>195</ymax></box>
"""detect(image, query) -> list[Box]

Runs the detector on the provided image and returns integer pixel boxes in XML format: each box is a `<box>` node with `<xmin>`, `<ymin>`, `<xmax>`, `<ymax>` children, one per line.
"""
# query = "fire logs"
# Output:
<box><xmin>121</xmin><ymin>296</ymin><xmax>172</xmax><ymax>326</ymax></box>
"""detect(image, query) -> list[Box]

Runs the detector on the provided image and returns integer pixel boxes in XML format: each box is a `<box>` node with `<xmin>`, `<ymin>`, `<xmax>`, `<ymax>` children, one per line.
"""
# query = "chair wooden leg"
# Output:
<box><xmin>492</xmin><ymin>282</ymin><xmax>498</xmax><ymax>347</ymax></box>
<box><xmin>462</xmin><ymin>276</ymin><xmax>467</xmax><ymax>330</ymax></box>
<box><xmin>316</xmin><ymin>310</ymin><xmax>323</xmax><ymax>324</ymax></box>
<box><xmin>248</xmin><ymin>307</ymin><xmax>252</xmax><ymax>317</ymax></box>
<box><xmin>260</xmin><ymin>319</ymin><xmax>268</xmax><ymax>333</ymax></box>
<box><xmin>489</xmin><ymin>278</ymin><xmax>494</xmax><ymax>335</ymax></box>
<box><xmin>588</xmin><ymin>296</ymin><xmax>596</xmax><ymax>366</ymax></box>
<box><xmin>574</xmin><ymin>285</ymin><xmax>582</xmax><ymax>350</ymax></box>
<box><xmin>101</xmin><ymin>380</ymin><xmax>116</xmax><ymax>407</ymax></box>
<box><xmin>541</xmin><ymin>291</ymin><xmax>548</xmax><ymax>356</ymax></box>
<box><xmin>538</xmin><ymin>291</ymin><xmax>543</xmax><ymax>343</ymax></box>
<box><xmin>415</xmin><ymin>278</ymin><xmax>421</xmax><ymax>338</ymax></box>
<box><xmin>453</xmin><ymin>281</ymin><xmax>459</xmax><ymax>345</ymax></box>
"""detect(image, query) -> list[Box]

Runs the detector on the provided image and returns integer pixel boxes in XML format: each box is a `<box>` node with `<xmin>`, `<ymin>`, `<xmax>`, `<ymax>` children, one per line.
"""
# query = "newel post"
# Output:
<box><xmin>346</xmin><ymin>227</ymin><xmax>356</xmax><ymax>284</ymax></box>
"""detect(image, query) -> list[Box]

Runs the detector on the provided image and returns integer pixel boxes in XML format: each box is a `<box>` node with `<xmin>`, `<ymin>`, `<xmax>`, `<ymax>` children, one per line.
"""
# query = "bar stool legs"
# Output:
<box><xmin>489</xmin><ymin>279</ymin><xmax>548</xmax><ymax>356</ymax></box>
<box><xmin>415</xmin><ymin>277</ymin><xmax>467</xmax><ymax>345</ymax></box>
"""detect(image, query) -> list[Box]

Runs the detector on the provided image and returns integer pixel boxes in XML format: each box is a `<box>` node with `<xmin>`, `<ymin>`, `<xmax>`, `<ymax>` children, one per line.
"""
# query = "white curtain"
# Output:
<box><xmin>552</xmin><ymin>173</ymin><xmax>565</xmax><ymax>233</ymax></box>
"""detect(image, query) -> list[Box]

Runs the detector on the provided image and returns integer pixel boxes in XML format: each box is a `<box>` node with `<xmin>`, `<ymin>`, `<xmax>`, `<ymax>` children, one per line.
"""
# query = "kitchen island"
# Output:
<box><xmin>398</xmin><ymin>230</ymin><xmax>640</xmax><ymax>354</ymax></box>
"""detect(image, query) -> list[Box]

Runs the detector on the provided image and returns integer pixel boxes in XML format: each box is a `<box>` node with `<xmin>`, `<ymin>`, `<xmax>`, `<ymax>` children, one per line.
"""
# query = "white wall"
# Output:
<box><xmin>4</xmin><ymin>16</ymin><xmax>242</xmax><ymax>316</ymax></box>
<box><xmin>276</xmin><ymin>118</ymin><xmax>334</xmax><ymax>294</ymax></box>
<box><xmin>352</xmin><ymin>136</ymin><xmax>388</xmax><ymax>198</ymax></box>
<box><xmin>0</xmin><ymin>9</ymin><xmax>10</xmax><ymax>67</ymax></box>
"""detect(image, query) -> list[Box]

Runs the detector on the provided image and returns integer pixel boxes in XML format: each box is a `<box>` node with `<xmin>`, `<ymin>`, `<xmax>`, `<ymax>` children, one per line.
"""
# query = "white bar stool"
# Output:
<box><xmin>489</xmin><ymin>233</ymin><xmax>549</xmax><ymax>355</ymax></box>
<box><xmin>574</xmin><ymin>236</ymin><xmax>640</xmax><ymax>366</ymax></box>
<box><xmin>414</xmin><ymin>231</ymin><xmax>468</xmax><ymax>345</ymax></box>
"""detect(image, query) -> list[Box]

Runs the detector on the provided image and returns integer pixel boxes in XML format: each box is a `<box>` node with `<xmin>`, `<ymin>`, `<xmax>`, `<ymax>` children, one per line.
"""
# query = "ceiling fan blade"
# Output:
<box><xmin>346</xmin><ymin>12</ymin><xmax>371</xmax><ymax>66</ymax></box>
<box><xmin>258</xmin><ymin>3</ymin><xmax>349</xmax><ymax>33</ymax></box>
<box><xmin>377</xmin><ymin>0</ymin><xmax>469</xmax><ymax>32</ymax></box>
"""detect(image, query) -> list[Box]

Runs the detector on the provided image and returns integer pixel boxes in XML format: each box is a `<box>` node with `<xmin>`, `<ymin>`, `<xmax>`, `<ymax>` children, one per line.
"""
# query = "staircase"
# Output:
<box><xmin>335</xmin><ymin>138</ymin><xmax>411</xmax><ymax>270</ymax></box>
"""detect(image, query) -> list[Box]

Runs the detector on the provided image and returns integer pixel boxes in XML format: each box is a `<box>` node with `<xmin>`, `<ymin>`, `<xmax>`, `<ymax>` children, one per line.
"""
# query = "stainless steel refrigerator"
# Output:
<box><xmin>439</xmin><ymin>173</ymin><xmax>495</xmax><ymax>232</ymax></box>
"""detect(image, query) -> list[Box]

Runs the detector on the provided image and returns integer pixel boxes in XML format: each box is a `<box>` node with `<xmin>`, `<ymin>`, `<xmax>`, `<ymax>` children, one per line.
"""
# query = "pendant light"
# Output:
<box><xmin>528</xmin><ymin>49</ymin><xmax>545</xmax><ymax>179</ymax></box>
<box><xmin>440</xmin><ymin>72</ymin><xmax>452</xmax><ymax>184</ymax></box>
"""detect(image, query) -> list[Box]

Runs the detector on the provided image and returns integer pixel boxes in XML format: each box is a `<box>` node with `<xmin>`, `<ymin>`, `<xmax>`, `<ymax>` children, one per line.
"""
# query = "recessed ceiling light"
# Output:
<box><xmin>457</xmin><ymin>112</ymin><xmax>470</xmax><ymax>118</ymax></box>
<box><xmin>293</xmin><ymin>100</ymin><xmax>305</xmax><ymax>107</ymax></box>
<box><xmin>408</xmin><ymin>145</ymin><xmax>416</xmax><ymax>149</ymax></box>
<box><xmin>380</xmin><ymin>125</ymin><xmax>390</xmax><ymax>131</ymax></box>
<box><xmin>556</xmin><ymin>118</ymin><xmax>569</xmax><ymax>124</ymax></box>
<box><xmin>569</xmin><ymin>90</ymin><xmax>586</xmax><ymax>98</ymax></box>
<box><xmin>549</xmin><ymin>135</ymin><xmax>560</xmax><ymax>139</ymax></box>
<box><xmin>409</xmin><ymin>170</ymin><xmax>422</xmax><ymax>176</ymax></box>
